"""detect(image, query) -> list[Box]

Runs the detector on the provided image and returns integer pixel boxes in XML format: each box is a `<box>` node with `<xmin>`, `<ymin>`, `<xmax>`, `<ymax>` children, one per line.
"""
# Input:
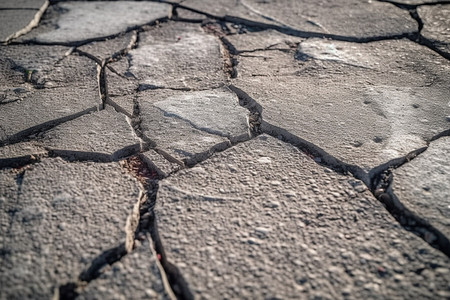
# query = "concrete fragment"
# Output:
<box><xmin>419</xmin><ymin>4</ymin><xmax>450</xmax><ymax>57</ymax></box>
<box><xmin>77</xmin><ymin>239</ymin><xmax>170</xmax><ymax>300</ymax></box>
<box><xmin>153</xmin><ymin>89</ymin><xmax>249</xmax><ymax>142</ymax></box>
<box><xmin>139</xmin><ymin>91</ymin><xmax>230</xmax><ymax>165</ymax></box>
<box><xmin>42</xmin><ymin>108</ymin><xmax>141</xmax><ymax>161</ymax></box>
<box><xmin>0</xmin><ymin>0</ymin><xmax>48</xmax><ymax>42</ymax></box>
<box><xmin>139</xmin><ymin>88</ymin><xmax>250</xmax><ymax>165</ymax></box>
<box><xmin>28</xmin><ymin>1</ymin><xmax>171</xmax><ymax>44</ymax></box>
<box><xmin>156</xmin><ymin>135</ymin><xmax>450</xmax><ymax>299</ymax></box>
<box><xmin>392</xmin><ymin>136</ymin><xmax>450</xmax><ymax>240</ymax></box>
<box><xmin>0</xmin><ymin>158</ymin><xmax>140</xmax><ymax>299</ymax></box>
<box><xmin>232</xmin><ymin>38</ymin><xmax>450</xmax><ymax>169</ymax></box>
<box><xmin>141</xmin><ymin>150</ymin><xmax>180</xmax><ymax>177</ymax></box>
<box><xmin>129</xmin><ymin>21</ymin><xmax>225</xmax><ymax>90</ymax></box>
<box><xmin>182</xmin><ymin>0</ymin><xmax>416</xmax><ymax>39</ymax></box>
<box><xmin>0</xmin><ymin>45</ymin><xmax>100</xmax><ymax>145</ymax></box>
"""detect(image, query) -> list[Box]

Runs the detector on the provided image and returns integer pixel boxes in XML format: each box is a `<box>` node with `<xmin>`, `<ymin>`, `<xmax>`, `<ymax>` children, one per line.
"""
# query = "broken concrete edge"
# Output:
<box><xmin>12</xmin><ymin>16</ymin><xmax>171</xmax><ymax>48</ymax></box>
<box><xmin>384</xmin><ymin>185</ymin><xmax>450</xmax><ymax>258</ymax></box>
<box><xmin>0</xmin><ymin>106</ymin><xmax>100</xmax><ymax>147</ymax></box>
<box><xmin>3</xmin><ymin>0</ymin><xmax>49</xmax><ymax>44</ymax></box>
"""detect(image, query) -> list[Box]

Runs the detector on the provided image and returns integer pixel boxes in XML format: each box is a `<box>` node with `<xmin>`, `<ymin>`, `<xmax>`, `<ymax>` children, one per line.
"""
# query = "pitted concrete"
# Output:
<box><xmin>1</xmin><ymin>1</ymin><xmax>449</xmax><ymax>299</ymax></box>
<box><xmin>156</xmin><ymin>135</ymin><xmax>450</xmax><ymax>299</ymax></box>
<box><xmin>0</xmin><ymin>158</ymin><xmax>140</xmax><ymax>300</ymax></box>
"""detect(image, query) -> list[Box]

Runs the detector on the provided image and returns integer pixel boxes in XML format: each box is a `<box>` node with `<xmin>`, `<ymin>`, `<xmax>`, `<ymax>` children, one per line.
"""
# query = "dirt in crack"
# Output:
<box><xmin>124</xmin><ymin>155</ymin><xmax>194</xmax><ymax>300</ymax></box>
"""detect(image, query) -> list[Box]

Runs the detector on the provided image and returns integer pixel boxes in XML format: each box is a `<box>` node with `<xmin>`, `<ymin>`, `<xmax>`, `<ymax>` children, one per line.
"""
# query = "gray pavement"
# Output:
<box><xmin>1</xmin><ymin>0</ymin><xmax>449</xmax><ymax>299</ymax></box>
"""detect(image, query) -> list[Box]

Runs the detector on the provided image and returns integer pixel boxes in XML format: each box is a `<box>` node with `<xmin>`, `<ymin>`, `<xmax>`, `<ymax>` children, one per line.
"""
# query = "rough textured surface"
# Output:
<box><xmin>182</xmin><ymin>0</ymin><xmax>416</xmax><ymax>39</ymax></box>
<box><xmin>0</xmin><ymin>158</ymin><xmax>140</xmax><ymax>300</ymax></box>
<box><xmin>128</xmin><ymin>22</ymin><xmax>226</xmax><ymax>90</ymax></box>
<box><xmin>139</xmin><ymin>89</ymin><xmax>231</xmax><ymax>165</ymax></box>
<box><xmin>0</xmin><ymin>45</ymin><xmax>100</xmax><ymax>145</ymax></box>
<box><xmin>1</xmin><ymin>1</ymin><xmax>450</xmax><ymax>299</ymax></box>
<box><xmin>156</xmin><ymin>135</ymin><xmax>450</xmax><ymax>299</ymax></box>
<box><xmin>24</xmin><ymin>1</ymin><xmax>171</xmax><ymax>44</ymax></box>
<box><xmin>77</xmin><ymin>239</ymin><xmax>170</xmax><ymax>300</ymax></box>
<box><xmin>232</xmin><ymin>37</ymin><xmax>450</xmax><ymax>169</ymax></box>
<box><xmin>392</xmin><ymin>136</ymin><xmax>450</xmax><ymax>240</ymax></box>
<box><xmin>419</xmin><ymin>4</ymin><xmax>450</xmax><ymax>57</ymax></box>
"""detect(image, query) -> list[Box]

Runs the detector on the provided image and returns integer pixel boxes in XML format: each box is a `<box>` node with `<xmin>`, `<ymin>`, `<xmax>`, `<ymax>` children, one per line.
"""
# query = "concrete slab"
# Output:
<box><xmin>139</xmin><ymin>90</ymin><xmax>231</xmax><ymax>166</ymax></box>
<box><xmin>392</xmin><ymin>136</ymin><xmax>450</xmax><ymax>241</ymax></box>
<box><xmin>41</xmin><ymin>108</ymin><xmax>141</xmax><ymax>161</ymax></box>
<box><xmin>25</xmin><ymin>1</ymin><xmax>171</xmax><ymax>44</ymax></box>
<box><xmin>182</xmin><ymin>0</ymin><xmax>416</xmax><ymax>39</ymax></box>
<box><xmin>129</xmin><ymin>22</ymin><xmax>226</xmax><ymax>90</ymax></box>
<box><xmin>232</xmin><ymin>38</ymin><xmax>450</xmax><ymax>169</ymax></box>
<box><xmin>77</xmin><ymin>239</ymin><xmax>170</xmax><ymax>300</ymax></box>
<box><xmin>0</xmin><ymin>157</ymin><xmax>140</xmax><ymax>299</ymax></box>
<box><xmin>152</xmin><ymin>89</ymin><xmax>249</xmax><ymax>142</ymax></box>
<box><xmin>156</xmin><ymin>134</ymin><xmax>450</xmax><ymax>299</ymax></box>
<box><xmin>419</xmin><ymin>4</ymin><xmax>450</xmax><ymax>57</ymax></box>
<box><xmin>0</xmin><ymin>45</ymin><xmax>100</xmax><ymax>145</ymax></box>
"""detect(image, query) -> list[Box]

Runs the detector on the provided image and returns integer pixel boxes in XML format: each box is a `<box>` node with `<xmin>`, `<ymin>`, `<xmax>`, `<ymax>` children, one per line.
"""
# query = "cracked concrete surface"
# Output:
<box><xmin>1</xmin><ymin>0</ymin><xmax>449</xmax><ymax>299</ymax></box>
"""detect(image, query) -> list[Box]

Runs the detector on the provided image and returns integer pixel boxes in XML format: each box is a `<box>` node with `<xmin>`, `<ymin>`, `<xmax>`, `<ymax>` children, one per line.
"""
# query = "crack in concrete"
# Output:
<box><xmin>0</xmin><ymin>106</ymin><xmax>100</xmax><ymax>147</ymax></box>
<box><xmin>3</xmin><ymin>0</ymin><xmax>49</xmax><ymax>44</ymax></box>
<box><xmin>122</xmin><ymin>155</ymin><xmax>190</xmax><ymax>299</ymax></box>
<box><xmin>231</xmin><ymin>85</ymin><xmax>450</xmax><ymax>258</ymax></box>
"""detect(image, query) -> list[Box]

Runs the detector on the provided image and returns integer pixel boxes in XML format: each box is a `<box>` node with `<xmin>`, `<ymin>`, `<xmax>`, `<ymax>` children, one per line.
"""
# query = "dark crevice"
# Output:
<box><xmin>0</xmin><ymin>152</ymin><xmax>47</xmax><ymax>169</ymax></box>
<box><xmin>46</xmin><ymin>144</ymin><xmax>141</xmax><ymax>163</ymax></box>
<box><xmin>58</xmin><ymin>243</ymin><xmax>128</xmax><ymax>300</ymax></box>
<box><xmin>430</xmin><ymin>128</ymin><xmax>450</xmax><ymax>142</ymax></box>
<box><xmin>368</xmin><ymin>144</ymin><xmax>450</xmax><ymax>258</ymax></box>
<box><xmin>0</xmin><ymin>106</ymin><xmax>99</xmax><ymax>147</ymax></box>
<box><xmin>368</xmin><ymin>146</ymin><xmax>428</xmax><ymax>191</ymax></box>
<box><xmin>123</xmin><ymin>155</ymin><xmax>193</xmax><ymax>299</ymax></box>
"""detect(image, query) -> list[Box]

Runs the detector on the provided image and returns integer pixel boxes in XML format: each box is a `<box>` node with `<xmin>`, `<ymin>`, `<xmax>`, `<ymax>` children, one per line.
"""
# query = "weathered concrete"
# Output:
<box><xmin>128</xmin><ymin>21</ymin><xmax>226</xmax><ymax>90</ymax></box>
<box><xmin>138</xmin><ymin>89</ymin><xmax>231</xmax><ymax>166</ymax></box>
<box><xmin>419</xmin><ymin>4</ymin><xmax>450</xmax><ymax>57</ymax></box>
<box><xmin>41</xmin><ymin>108</ymin><xmax>141</xmax><ymax>161</ymax></box>
<box><xmin>23</xmin><ymin>1</ymin><xmax>171</xmax><ymax>44</ymax></box>
<box><xmin>232</xmin><ymin>36</ymin><xmax>450</xmax><ymax>169</ymax></box>
<box><xmin>77</xmin><ymin>238</ymin><xmax>170</xmax><ymax>300</ymax></box>
<box><xmin>1</xmin><ymin>1</ymin><xmax>450</xmax><ymax>298</ymax></box>
<box><xmin>0</xmin><ymin>158</ymin><xmax>140</xmax><ymax>299</ymax></box>
<box><xmin>181</xmin><ymin>0</ymin><xmax>416</xmax><ymax>39</ymax></box>
<box><xmin>392</xmin><ymin>136</ymin><xmax>450</xmax><ymax>240</ymax></box>
<box><xmin>0</xmin><ymin>0</ymin><xmax>48</xmax><ymax>43</ymax></box>
<box><xmin>156</xmin><ymin>135</ymin><xmax>450</xmax><ymax>299</ymax></box>
<box><xmin>0</xmin><ymin>45</ymin><xmax>100</xmax><ymax>145</ymax></box>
